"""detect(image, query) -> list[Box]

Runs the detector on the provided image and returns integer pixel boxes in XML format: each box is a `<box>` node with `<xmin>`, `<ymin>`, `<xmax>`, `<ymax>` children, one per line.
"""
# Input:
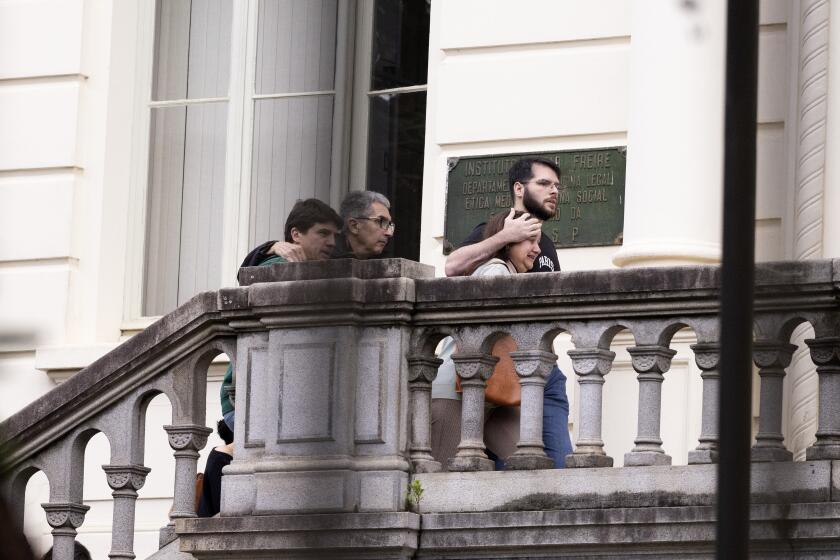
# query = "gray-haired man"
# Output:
<box><xmin>242</xmin><ymin>191</ymin><xmax>394</xmax><ymax>263</ymax></box>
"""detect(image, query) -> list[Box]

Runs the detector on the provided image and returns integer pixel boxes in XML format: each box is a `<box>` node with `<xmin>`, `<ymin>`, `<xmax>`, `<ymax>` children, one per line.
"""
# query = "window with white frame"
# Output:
<box><xmin>138</xmin><ymin>0</ymin><xmax>429</xmax><ymax>318</ymax></box>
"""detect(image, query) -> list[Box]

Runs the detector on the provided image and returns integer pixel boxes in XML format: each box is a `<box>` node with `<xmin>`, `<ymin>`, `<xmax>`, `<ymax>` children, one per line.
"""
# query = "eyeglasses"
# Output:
<box><xmin>521</xmin><ymin>179</ymin><xmax>561</xmax><ymax>190</ymax></box>
<box><xmin>355</xmin><ymin>216</ymin><xmax>396</xmax><ymax>232</ymax></box>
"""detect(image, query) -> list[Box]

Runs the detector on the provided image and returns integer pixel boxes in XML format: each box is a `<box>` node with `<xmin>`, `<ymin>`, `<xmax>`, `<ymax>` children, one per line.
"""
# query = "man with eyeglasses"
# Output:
<box><xmin>333</xmin><ymin>191</ymin><xmax>395</xmax><ymax>259</ymax></box>
<box><xmin>441</xmin><ymin>157</ymin><xmax>572</xmax><ymax>469</ymax></box>
<box><xmin>242</xmin><ymin>190</ymin><xmax>394</xmax><ymax>264</ymax></box>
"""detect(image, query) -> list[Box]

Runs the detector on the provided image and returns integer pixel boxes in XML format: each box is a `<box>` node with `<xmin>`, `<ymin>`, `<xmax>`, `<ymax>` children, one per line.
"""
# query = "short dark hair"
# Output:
<box><xmin>217</xmin><ymin>419</ymin><xmax>234</xmax><ymax>445</ymax></box>
<box><xmin>283</xmin><ymin>199</ymin><xmax>343</xmax><ymax>243</ymax></box>
<box><xmin>508</xmin><ymin>157</ymin><xmax>562</xmax><ymax>196</ymax></box>
<box><xmin>482</xmin><ymin>210</ymin><xmax>528</xmax><ymax>261</ymax></box>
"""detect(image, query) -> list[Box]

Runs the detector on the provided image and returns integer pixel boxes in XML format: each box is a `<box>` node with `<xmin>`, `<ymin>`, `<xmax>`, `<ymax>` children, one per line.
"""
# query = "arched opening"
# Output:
<box><xmin>551</xmin><ymin>330</ymin><xmax>576</xmax><ymax>459</ymax></box>
<box><xmin>22</xmin><ymin>469</ymin><xmax>50</xmax><ymax>557</ymax></box>
<box><xmin>779</xmin><ymin>318</ymin><xmax>817</xmax><ymax>461</ymax></box>
<box><xmin>78</xmin><ymin>431</ymin><xmax>112</xmax><ymax>556</ymax></box>
<box><xmin>133</xmin><ymin>391</ymin><xmax>174</xmax><ymax>559</ymax></box>
<box><xmin>204</xmin><ymin>351</ymin><xmax>234</xmax><ymax>447</ymax></box>
<box><xmin>662</xmin><ymin>325</ymin><xmax>702</xmax><ymax>465</ymax></box>
<box><xmin>597</xmin><ymin>325</ymin><xmax>637</xmax><ymax>467</ymax></box>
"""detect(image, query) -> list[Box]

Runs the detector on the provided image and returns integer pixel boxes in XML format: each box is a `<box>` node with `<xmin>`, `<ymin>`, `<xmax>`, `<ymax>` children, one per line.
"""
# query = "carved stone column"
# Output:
<box><xmin>505</xmin><ymin>350</ymin><xmax>557</xmax><ymax>470</ymax></box>
<box><xmin>103</xmin><ymin>465</ymin><xmax>151</xmax><ymax>560</ymax></box>
<box><xmin>447</xmin><ymin>353</ymin><xmax>497</xmax><ymax>472</ymax></box>
<box><xmin>787</xmin><ymin>0</ymin><xmax>831</xmax><ymax>461</ymax></box>
<box><xmin>751</xmin><ymin>341</ymin><xmax>796</xmax><ymax>462</ymax></box>
<box><xmin>42</xmin><ymin>502</ymin><xmax>89</xmax><ymax>560</ymax></box>
<box><xmin>407</xmin><ymin>355</ymin><xmax>443</xmax><ymax>473</ymax></box>
<box><xmin>164</xmin><ymin>425</ymin><xmax>212</xmax><ymax>520</ymax></box>
<box><xmin>565</xmin><ymin>348</ymin><xmax>616</xmax><ymax>468</ymax></box>
<box><xmin>688</xmin><ymin>343</ymin><xmax>721</xmax><ymax>464</ymax></box>
<box><xmin>804</xmin><ymin>337</ymin><xmax>840</xmax><ymax>460</ymax></box>
<box><xmin>624</xmin><ymin>345</ymin><xmax>676</xmax><ymax>466</ymax></box>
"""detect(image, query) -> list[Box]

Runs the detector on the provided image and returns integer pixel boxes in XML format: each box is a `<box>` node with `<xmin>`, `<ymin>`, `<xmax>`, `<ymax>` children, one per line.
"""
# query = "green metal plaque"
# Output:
<box><xmin>443</xmin><ymin>148</ymin><xmax>627</xmax><ymax>253</ymax></box>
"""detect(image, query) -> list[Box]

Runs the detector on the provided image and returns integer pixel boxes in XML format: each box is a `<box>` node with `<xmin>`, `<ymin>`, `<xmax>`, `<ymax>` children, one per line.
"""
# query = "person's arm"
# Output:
<box><xmin>266</xmin><ymin>241</ymin><xmax>306</xmax><ymax>262</ymax></box>
<box><xmin>239</xmin><ymin>240</ymin><xmax>277</xmax><ymax>268</ymax></box>
<box><xmin>444</xmin><ymin>210</ymin><xmax>541</xmax><ymax>277</ymax></box>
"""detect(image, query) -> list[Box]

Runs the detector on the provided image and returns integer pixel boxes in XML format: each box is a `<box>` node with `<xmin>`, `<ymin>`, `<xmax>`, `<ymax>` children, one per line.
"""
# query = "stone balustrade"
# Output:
<box><xmin>0</xmin><ymin>258</ymin><xmax>839</xmax><ymax>559</ymax></box>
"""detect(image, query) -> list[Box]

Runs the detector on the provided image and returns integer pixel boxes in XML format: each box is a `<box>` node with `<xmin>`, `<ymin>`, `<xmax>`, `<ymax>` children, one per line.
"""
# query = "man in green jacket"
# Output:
<box><xmin>221</xmin><ymin>198</ymin><xmax>343</xmax><ymax>431</ymax></box>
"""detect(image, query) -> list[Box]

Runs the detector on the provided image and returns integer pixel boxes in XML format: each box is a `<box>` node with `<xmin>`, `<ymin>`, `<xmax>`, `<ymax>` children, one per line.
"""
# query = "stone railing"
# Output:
<box><xmin>1</xmin><ymin>259</ymin><xmax>839</xmax><ymax>559</ymax></box>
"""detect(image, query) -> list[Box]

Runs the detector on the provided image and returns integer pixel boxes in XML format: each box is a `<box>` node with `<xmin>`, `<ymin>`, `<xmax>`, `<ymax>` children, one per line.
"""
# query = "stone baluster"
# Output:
<box><xmin>103</xmin><ymin>465</ymin><xmax>151</xmax><ymax>560</ymax></box>
<box><xmin>624</xmin><ymin>345</ymin><xmax>676</xmax><ymax>466</ymax></box>
<box><xmin>447</xmin><ymin>352</ymin><xmax>498</xmax><ymax>472</ymax></box>
<box><xmin>751</xmin><ymin>341</ymin><xmax>796</xmax><ymax>461</ymax></box>
<box><xmin>42</xmin><ymin>502</ymin><xmax>89</xmax><ymax>560</ymax></box>
<box><xmin>565</xmin><ymin>348</ymin><xmax>616</xmax><ymax>468</ymax></box>
<box><xmin>505</xmin><ymin>350</ymin><xmax>558</xmax><ymax>470</ymax></box>
<box><xmin>407</xmin><ymin>355</ymin><xmax>444</xmax><ymax>473</ymax></box>
<box><xmin>164</xmin><ymin>425</ymin><xmax>212</xmax><ymax>520</ymax></box>
<box><xmin>804</xmin><ymin>337</ymin><xmax>840</xmax><ymax>460</ymax></box>
<box><xmin>688</xmin><ymin>343</ymin><xmax>721</xmax><ymax>464</ymax></box>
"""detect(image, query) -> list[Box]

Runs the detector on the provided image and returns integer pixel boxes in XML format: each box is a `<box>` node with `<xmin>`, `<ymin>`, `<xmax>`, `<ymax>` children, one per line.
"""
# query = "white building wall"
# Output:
<box><xmin>0</xmin><ymin>0</ymin><xmax>836</xmax><ymax>558</ymax></box>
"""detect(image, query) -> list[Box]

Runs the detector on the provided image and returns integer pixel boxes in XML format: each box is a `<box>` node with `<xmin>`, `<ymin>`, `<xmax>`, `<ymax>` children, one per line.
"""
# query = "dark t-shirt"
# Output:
<box><xmin>197</xmin><ymin>448</ymin><xmax>233</xmax><ymax>518</ymax></box>
<box><xmin>461</xmin><ymin>223</ymin><xmax>560</xmax><ymax>273</ymax></box>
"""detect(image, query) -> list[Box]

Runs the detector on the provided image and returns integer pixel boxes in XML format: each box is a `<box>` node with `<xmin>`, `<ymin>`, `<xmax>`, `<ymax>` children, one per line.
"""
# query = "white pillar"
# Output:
<box><xmin>613</xmin><ymin>1</ymin><xmax>726</xmax><ymax>267</ymax></box>
<box><xmin>823</xmin><ymin>0</ymin><xmax>840</xmax><ymax>258</ymax></box>
<box><xmin>787</xmin><ymin>0</ymin><xmax>831</xmax><ymax>461</ymax></box>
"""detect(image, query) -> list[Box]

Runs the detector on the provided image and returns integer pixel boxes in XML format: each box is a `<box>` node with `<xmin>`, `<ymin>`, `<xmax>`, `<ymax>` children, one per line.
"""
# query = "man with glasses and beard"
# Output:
<box><xmin>440</xmin><ymin>157</ymin><xmax>572</xmax><ymax>469</ymax></box>
<box><xmin>445</xmin><ymin>157</ymin><xmax>561</xmax><ymax>276</ymax></box>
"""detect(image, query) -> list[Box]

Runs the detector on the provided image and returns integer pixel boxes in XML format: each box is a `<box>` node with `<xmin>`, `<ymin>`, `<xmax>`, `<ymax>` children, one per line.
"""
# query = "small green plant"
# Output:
<box><xmin>406</xmin><ymin>479</ymin><xmax>424</xmax><ymax>512</ymax></box>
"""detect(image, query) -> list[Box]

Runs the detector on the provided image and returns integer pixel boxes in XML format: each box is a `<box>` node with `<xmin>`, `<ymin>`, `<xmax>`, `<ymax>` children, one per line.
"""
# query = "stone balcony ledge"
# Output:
<box><xmin>3</xmin><ymin>258</ymin><xmax>840</xmax><ymax>560</ymax></box>
<box><xmin>413</xmin><ymin>461</ymin><xmax>838</xmax><ymax>513</ymax></box>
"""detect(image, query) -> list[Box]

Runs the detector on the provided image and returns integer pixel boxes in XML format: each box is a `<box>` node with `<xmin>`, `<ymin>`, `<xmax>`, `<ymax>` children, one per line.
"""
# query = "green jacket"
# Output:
<box><xmin>220</xmin><ymin>255</ymin><xmax>287</xmax><ymax>415</ymax></box>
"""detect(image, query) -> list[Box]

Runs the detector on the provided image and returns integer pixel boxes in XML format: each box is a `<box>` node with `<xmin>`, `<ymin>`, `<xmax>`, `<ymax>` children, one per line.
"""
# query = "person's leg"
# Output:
<box><xmin>543</xmin><ymin>365</ymin><xmax>573</xmax><ymax>468</ymax></box>
<box><xmin>483</xmin><ymin>405</ymin><xmax>520</xmax><ymax>469</ymax></box>
<box><xmin>431</xmin><ymin>398</ymin><xmax>462</xmax><ymax>468</ymax></box>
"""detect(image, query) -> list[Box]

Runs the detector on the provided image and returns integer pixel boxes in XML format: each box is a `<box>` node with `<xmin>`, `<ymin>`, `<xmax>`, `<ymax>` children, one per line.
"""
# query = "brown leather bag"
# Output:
<box><xmin>194</xmin><ymin>472</ymin><xmax>204</xmax><ymax>512</ymax></box>
<box><xmin>456</xmin><ymin>335</ymin><xmax>521</xmax><ymax>406</ymax></box>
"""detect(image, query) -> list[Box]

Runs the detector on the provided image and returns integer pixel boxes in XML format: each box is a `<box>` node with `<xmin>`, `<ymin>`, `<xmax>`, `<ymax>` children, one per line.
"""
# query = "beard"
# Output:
<box><xmin>523</xmin><ymin>186</ymin><xmax>556</xmax><ymax>221</ymax></box>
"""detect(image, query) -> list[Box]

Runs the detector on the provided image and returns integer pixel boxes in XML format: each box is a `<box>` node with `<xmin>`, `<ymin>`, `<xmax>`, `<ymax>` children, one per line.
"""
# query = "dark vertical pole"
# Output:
<box><xmin>717</xmin><ymin>1</ymin><xmax>760</xmax><ymax>558</ymax></box>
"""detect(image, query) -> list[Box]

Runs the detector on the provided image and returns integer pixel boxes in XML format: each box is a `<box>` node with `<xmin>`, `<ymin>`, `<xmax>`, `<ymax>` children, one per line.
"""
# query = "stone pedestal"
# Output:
<box><xmin>751</xmin><ymin>341</ymin><xmax>796</xmax><ymax>462</ymax></box>
<box><xmin>566</xmin><ymin>348</ymin><xmax>615</xmax><ymax>468</ymax></box>
<box><xmin>42</xmin><ymin>502</ymin><xmax>89</xmax><ymax>560</ymax></box>
<box><xmin>805</xmin><ymin>337</ymin><xmax>840</xmax><ymax>460</ymax></box>
<box><xmin>506</xmin><ymin>350</ymin><xmax>557</xmax><ymax>471</ymax></box>
<box><xmin>221</xmin><ymin>260</ymin><xmax>434</xmax><ymax>515</ymax></box>
<box><xmin>447</xmin><ymin>353</ymin><xmax>497</xmax><ymax>472</ymax></box>
<box><xmin>104</xmin><ymin>464</ymin><xmax>151</xmax><ymax>560</ymax></box>
<box><xmin>624</xmin><ymin>345</ymin><xmax>676</xmax><ymax>467</ymax></box>
<box><xmin>688</xmin><ymin>343</ymin><xmax>720</xmax><ymax>464</ymax></box>
<box><xmin>407</xmin><ymin>355</ymin><xmax>444</xmax><ymax>473</ymax></box>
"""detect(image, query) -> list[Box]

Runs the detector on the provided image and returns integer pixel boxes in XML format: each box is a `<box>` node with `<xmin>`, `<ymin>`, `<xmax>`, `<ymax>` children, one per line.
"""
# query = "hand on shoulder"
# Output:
<box><xmin>270</xmin><ymin>241</ymin><xmax>306</xmax><ymax>262</ymax></box>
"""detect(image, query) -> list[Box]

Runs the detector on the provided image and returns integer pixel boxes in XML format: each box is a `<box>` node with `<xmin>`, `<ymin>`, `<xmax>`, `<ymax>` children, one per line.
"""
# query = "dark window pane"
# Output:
<box><xmin>366</xmin><ymin>91</ymin><xmax>426</xmax><ymax>260</ymax></box>
<box><xmin>371</xmin><ymin>0</ymin><xmax>431</xmax><ymax>91</ymax></box>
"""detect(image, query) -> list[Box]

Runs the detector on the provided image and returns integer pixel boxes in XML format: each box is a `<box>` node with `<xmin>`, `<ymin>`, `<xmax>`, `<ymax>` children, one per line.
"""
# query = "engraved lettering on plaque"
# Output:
<box><xmin>444</xmin><ymin>148</ymin><xmax>626</xmax><ymax>252</ymax></box>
